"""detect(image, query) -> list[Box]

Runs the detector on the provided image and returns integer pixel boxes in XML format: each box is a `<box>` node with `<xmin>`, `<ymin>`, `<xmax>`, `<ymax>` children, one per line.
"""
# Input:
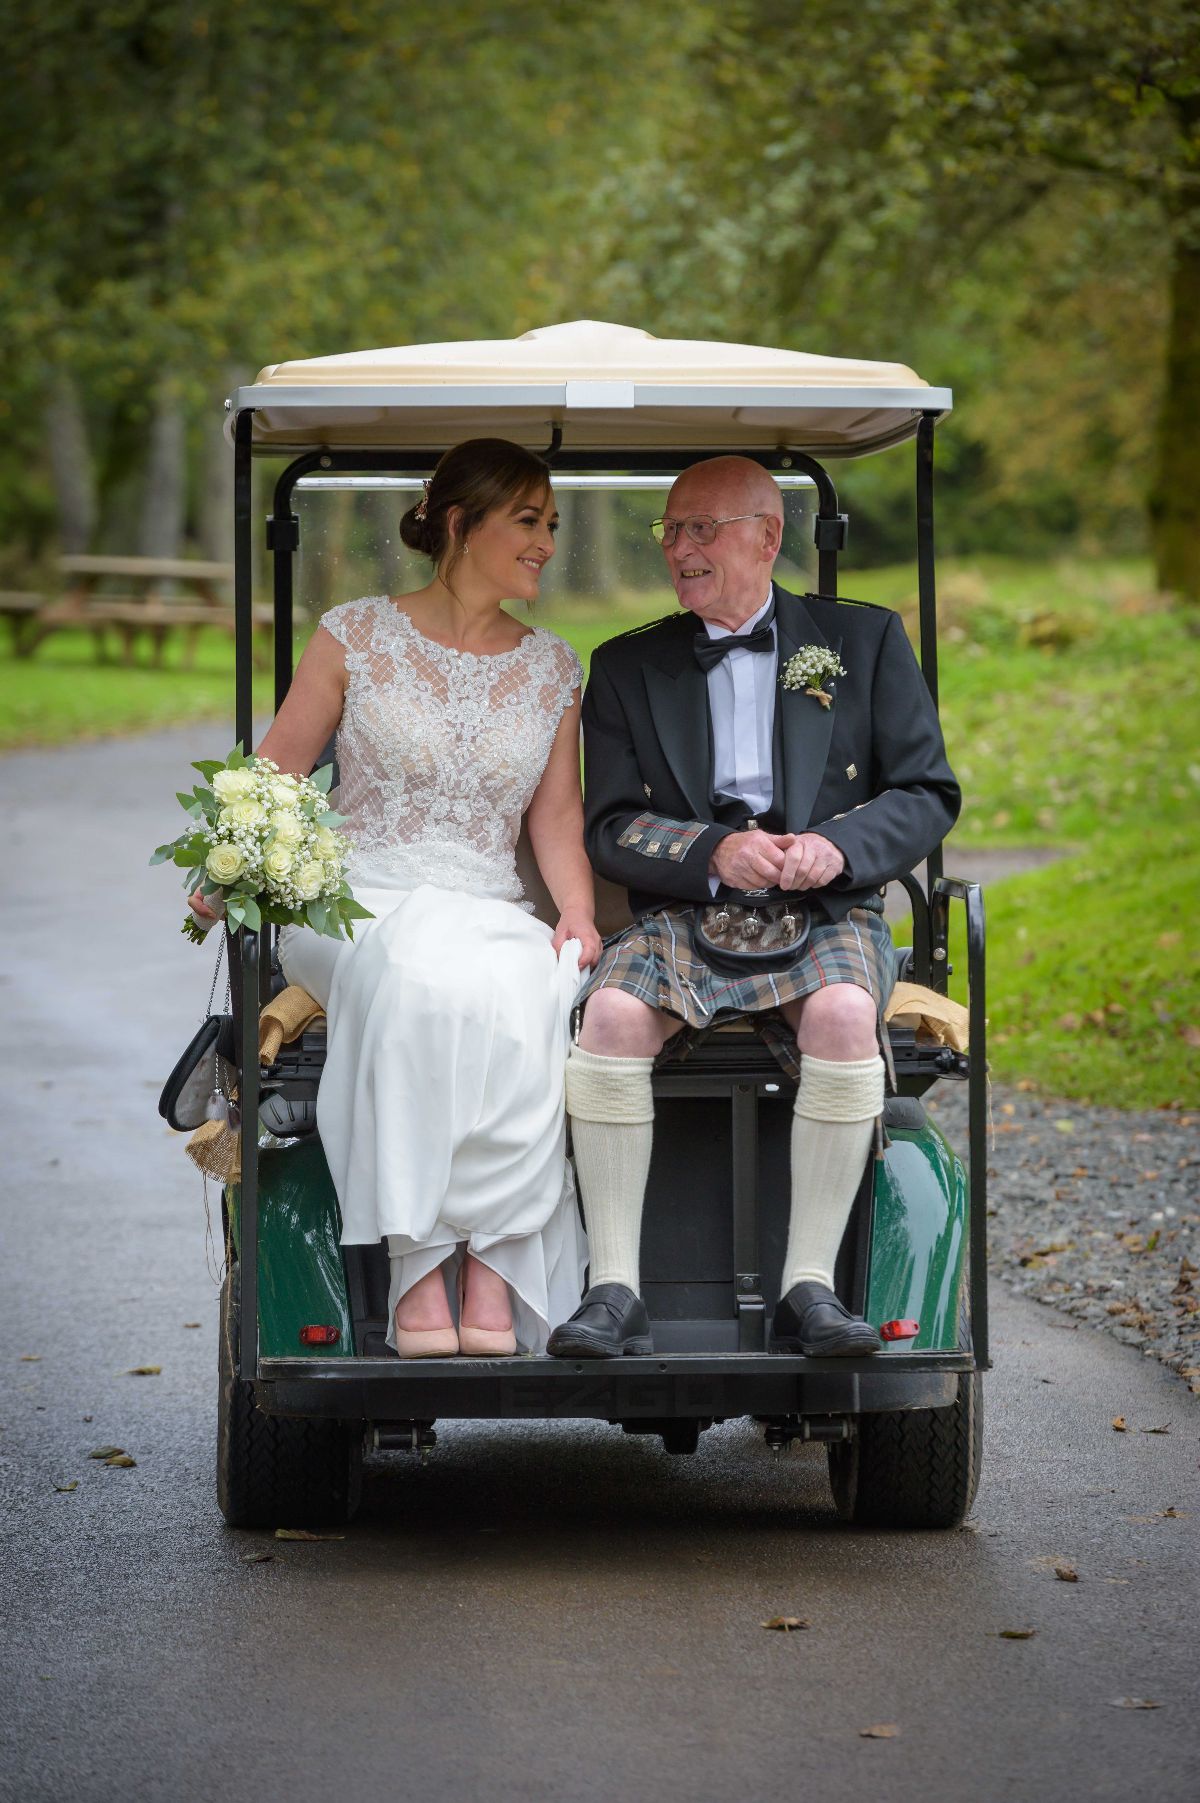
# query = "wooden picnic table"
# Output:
<box><xmin>3</xmin><ymin>555</ymin><xmax>273</xmax><ymax>667</ymax></box>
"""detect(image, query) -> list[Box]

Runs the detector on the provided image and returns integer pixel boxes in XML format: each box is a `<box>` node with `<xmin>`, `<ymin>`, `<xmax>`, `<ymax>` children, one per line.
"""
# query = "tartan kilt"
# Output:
<box><xmin>579</xmin><ymin>901</ymin><xmax>896</xmax><ymax>1082</ymax></box>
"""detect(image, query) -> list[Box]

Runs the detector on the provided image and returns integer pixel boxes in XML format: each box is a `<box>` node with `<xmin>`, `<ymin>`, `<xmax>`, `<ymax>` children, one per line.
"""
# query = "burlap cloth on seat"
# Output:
<box><xmin>185</xmin><ymin>984</ymin><xmax>324</xmax><ymax>1182</ymax></box>
<box><xmin>883</xmin><ymin>981</ymin><xmax>970</xmax><ymax>1052</ymax></box>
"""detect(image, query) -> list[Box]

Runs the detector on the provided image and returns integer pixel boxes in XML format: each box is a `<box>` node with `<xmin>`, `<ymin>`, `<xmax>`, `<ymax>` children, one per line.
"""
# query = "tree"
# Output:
<box><xmin>0</xmin><ymin>0</ymin><xmax>680</xmax><ymax>563</ymax></box>
<box><xmin>587</xmin><ymin>0</ymin><xmax>1199</xmax><ymax>595</ymax></box>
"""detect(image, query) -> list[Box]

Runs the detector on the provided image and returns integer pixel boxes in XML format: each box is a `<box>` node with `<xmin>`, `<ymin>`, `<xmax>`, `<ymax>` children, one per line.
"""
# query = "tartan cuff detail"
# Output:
<box><xmin>617</xmin><ymin>814</ymin><xmax>709</xmax><ymax>862</ymax></box>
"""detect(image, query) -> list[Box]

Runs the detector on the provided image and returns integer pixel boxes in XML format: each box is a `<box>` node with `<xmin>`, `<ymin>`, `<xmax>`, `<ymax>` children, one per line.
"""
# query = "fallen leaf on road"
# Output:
<box><xmin>1160</xmin><ymin>1507</ymin><xmax>1187</xmax><ymax>1518</ymax></box>
<box><xmin>274</xmin><ymin>1528</ymin><xmax>344</xmax><ymax>1541</ymax></box>
<box><xmin>87</xmin><ymin>1446</ymin><xmax>125</xmax><ymax>1460</ymax></box>
<box><xmin>52</xmin><ymin>1482</ymin><xmax>78</xmax><ymax>1493</ymax></box>
<box><xmin>998</xmin><ymin>1628</ymin><xmax>1037</xmax><ymax>1639</ymax></box>
<box><xmin>1053</xmin><ymin>1118</ymin><xmax>1075</xmax><ymax>1133</ymax></box>
<box><xmin>1112</xmin><ymin>1417</ymin><xmax>1127</xmax><ymax>1432</ymax></box>
<box><xmin>241</xmin><ymin>1552</ymin><xmax>275</xmax><ymax>1564</ymax></box>
<box><xmin>761</xmin><ymin>1616</ymin><xmax>809</xmax><ymax>1632</ymax></box>
<box><xmin>1110</xmin><ymin>1697</ymin><xmax>1162</xmax><ymax>1710</ymax></box>
<box><xmin>859</xmin><ymin>1724</ymin><xmax>900</xmax><ymax>1738</ymax></box>
<box><xmin>104</xmin><ymin>1453</ymin><xmax>137</xmax><ymax>1468</ymax></box>
<box><xmin>81</xmin><ymin>1415</ymin><xmax>93</xmax><ymax>1423</ymax></box>
<box><xmin>1139</xmin><ymin>1424</ymin><xmax>1171</xmax><ymax>1435</ymax></box>
<box><xmin>20</xmin><ymin>1354</ymin><xmax>42</xmax><ymax>1362</ymax></box>
<box><xmin>1054</xmin><ymin>1565</ymin><xmax>1079</xmax><ymax>1583</ymax></box>
<box><xmin>183</xmin><ymin>1323</ymin><xmax>201</xmax><ymax>1329</ymax></box>
<box><xmin>125</xmin><ymin>1366</ymin><xmax>162</xmax><ymax>1376</ymax></box>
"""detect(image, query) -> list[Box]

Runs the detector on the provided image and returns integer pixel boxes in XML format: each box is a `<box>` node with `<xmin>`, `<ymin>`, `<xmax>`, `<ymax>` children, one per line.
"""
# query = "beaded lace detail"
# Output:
<box><xmin>321</xmin><ymin>596</ymin><xmax>582</xmax><ymax>904</ymax></box>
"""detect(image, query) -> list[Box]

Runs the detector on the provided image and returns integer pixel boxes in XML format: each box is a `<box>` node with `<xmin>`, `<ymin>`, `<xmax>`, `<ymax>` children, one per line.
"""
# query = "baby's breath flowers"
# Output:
<box><xmin>779</xmin><ymin>645</ymin><xmax>846</xmax><ymax>709</ymax></box>
<box><xmin>152</xmin><ymin>748</ymin><xmax>372</xmax><ymax>944</ymax></box>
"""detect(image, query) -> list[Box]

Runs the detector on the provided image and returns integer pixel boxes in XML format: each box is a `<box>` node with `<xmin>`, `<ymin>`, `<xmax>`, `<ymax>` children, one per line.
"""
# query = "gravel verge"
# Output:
<box><xmin>927</xmin><ymin>1081</ymin><xmax>1200</xmax><ymax>1392</ymax></box>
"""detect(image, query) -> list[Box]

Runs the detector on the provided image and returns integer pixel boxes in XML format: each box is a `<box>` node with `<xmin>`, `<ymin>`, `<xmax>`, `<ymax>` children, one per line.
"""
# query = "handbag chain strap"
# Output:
<box><xmin>204</xmin><ymin>930</ymin><xmax>230</xmax><ymax>1020</ymax></box>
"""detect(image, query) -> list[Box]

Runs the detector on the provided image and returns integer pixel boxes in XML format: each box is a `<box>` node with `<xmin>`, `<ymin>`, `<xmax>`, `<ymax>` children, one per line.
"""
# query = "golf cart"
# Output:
<box><xmin>216</xmin><ymin>320</ymin><xmax>986</xmax><ymax>1531</ymax></box>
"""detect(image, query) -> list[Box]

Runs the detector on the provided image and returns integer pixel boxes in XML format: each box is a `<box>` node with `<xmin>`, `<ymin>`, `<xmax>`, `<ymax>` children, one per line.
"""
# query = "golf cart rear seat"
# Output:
<box><xmin>259</xmin><ymin>937</ymin><xmax>968</xmax><ymax>1124</ymax></box>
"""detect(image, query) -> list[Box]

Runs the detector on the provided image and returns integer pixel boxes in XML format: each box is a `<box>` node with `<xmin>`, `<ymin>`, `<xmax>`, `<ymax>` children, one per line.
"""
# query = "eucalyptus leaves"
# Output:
<box><xmin>780</xmin><ymin>645</ymin><xmax>846</xmax><ymax>708</ymax></box>
<box><xmin>151</xmin><ymin>747</ymin><xmax>372</xmax><ymax>943</ymax></box>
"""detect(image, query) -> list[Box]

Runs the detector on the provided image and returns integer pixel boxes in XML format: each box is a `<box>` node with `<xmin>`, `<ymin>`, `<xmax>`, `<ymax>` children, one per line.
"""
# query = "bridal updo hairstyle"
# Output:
<box><xmin>400</xmin><ymin>438</ymin><xmax>553</xmax><ymax>584</ymax></box>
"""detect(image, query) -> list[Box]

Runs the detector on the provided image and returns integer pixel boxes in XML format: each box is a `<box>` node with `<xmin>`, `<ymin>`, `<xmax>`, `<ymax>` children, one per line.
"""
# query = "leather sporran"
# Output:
<box><xmin>690</xmin><ymin>887</ymin><xmax>811</xmax><ymax>978</ymax></box>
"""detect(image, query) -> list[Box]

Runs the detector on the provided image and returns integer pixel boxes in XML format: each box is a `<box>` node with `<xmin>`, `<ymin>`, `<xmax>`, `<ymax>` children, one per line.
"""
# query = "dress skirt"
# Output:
<box><xmin>279</xmin><ymin>883</ymin><xmax>587</xmax><ymax>1355</ymax></box>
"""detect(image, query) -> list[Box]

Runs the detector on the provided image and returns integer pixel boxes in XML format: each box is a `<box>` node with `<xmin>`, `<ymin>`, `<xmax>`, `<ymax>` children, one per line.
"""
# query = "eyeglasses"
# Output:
<box><xmin>650</xmin><ymin>513</ymin><xmax>767</xmax><ymax>548</ymax></box>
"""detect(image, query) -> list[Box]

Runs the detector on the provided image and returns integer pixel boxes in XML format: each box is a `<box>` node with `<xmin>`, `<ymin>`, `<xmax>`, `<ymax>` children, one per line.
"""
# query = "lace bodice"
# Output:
<box><xmin>321</xmin><ymin>596</ymin><xmax>582</xmax><ymax>903</ymax></box>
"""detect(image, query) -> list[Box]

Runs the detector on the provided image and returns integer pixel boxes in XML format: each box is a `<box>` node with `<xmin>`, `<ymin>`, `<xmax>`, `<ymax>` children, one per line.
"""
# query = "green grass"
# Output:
<box><xmin>937</xmin><ymin>818</ymin><xmax>1198</xmax><ymax>1109</ymax></box>
<box><xmin>855</xmin><ymin>556</ymin><xmax>1200</xmax><ymax>1110</ymax></box>
<box><xmin>4</xmin><ymin>559</ymin><xmax>1196</xmax><ymax>1107</ymax></box>
<box><xmin>0</xmin><ymin>628</ymin><xmax>275</xmax><ymax>748</ymax></box>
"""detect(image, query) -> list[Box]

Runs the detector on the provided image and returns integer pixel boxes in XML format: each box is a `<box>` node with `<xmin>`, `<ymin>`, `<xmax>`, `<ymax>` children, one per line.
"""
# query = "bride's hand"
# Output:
<box><xmin>553</xmin><ymin>912</ymin><xmax>602</xmax><ymax>971</ymax></box>
<box><xmin>188</xmin><ymin>888</ymin><xmax>225</xmax><ymax>923</ymax></box>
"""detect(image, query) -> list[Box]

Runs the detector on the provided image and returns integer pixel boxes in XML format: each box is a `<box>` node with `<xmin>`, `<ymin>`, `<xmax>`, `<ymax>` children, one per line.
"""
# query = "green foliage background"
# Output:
<box><xmin>3</xmin><ymin>0</ymin><xmax>1198</xmax><ymax>582</ymax></box>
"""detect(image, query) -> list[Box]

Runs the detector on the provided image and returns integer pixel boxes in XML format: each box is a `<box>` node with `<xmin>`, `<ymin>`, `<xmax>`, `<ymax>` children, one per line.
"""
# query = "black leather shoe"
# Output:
<box><xmin>547</xmin><ymin>1283</ymin><xmax>653</xmax><ymax>1359</ymax></box>
<box><xmin>771</xmin><ymin>1281</ymin><xmax>883</xmax><ymax>1356</ymax></box>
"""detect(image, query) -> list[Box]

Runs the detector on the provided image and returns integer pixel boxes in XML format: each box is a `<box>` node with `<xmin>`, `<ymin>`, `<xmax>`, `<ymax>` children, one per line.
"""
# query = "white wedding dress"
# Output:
<box><xmin>278</xmin><ymin>595</ymin><xmax>588</xmax><ymax>1354</ymax></box>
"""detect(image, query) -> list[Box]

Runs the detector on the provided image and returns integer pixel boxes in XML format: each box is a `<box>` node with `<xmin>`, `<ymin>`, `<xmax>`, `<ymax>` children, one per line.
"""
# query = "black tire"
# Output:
<box><xmin>827</xmin><ymin>1292</ymin><xmax>983</xmax><ymax>1530</ymax></box>
<box><xmin>217</xmin><ymin>1262</ymin><xmax>363</xmax><ymax>1530</ymax></box>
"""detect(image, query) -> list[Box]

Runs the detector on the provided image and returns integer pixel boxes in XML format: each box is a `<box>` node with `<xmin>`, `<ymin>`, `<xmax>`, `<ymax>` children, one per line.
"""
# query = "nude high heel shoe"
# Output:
<box><xmin>393</xmin><ymin>1322</ymin><xmax>459</xmax><ymax>1359</ymax></box>
<box><xmin>393</xmin><ymin>1270</ymin><xmax>458</xmax><ymax>1359</ymax></box>
<box><xmin>457</xmin><ymin>1260</ymin><xmax>517</xmax><ymax>1358</ymax></box>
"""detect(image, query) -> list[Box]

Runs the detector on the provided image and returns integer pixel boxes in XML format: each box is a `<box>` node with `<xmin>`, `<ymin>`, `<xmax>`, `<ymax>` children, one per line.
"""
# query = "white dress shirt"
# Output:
<box><xmin>702</xmin><ymin>586</ymin><xmax>776</xmax><ymax>820</ymax></box>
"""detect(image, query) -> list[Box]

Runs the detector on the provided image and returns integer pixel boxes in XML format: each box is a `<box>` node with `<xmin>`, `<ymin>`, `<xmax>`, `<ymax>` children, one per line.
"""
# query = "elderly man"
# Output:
<box><xmin>547</xmin><ymin>456</ymin><xmax>959</xmax><ymax>1359</ymax></box>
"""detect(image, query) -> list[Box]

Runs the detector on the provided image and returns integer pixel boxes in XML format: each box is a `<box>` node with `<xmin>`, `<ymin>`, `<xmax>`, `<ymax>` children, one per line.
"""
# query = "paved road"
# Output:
<box><xmin>2</xmin><ymin>730</ymin><xmax>1197</xmax><ymax>1803</ymax></box>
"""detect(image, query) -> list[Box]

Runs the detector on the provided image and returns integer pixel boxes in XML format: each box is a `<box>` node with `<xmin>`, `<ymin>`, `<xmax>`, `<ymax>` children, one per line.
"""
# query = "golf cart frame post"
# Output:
<box><xmin>228</xmin><ymin>376</ymin><xmax>987</xmax><ymax>1406</ymax></box>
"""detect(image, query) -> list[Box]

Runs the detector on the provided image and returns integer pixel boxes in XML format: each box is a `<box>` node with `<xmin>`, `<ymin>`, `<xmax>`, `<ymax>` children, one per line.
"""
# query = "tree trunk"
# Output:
<box><xmin>139</xmin><ymin>384</ymin><xmax>187</xmax><ymax>561</ymax></box>
<box><xmin>198</xmin><ymin>368</ymin><xmax>246</xmax><ymax>566</ymax></box>
<box><xmin>366</xmin><ymin>489</ymin><xmax>404</xmax><ymax>598</ymax></box>
<box><xmin>47</xmin><ymin>370</ymin><xmax>96</xmax><ymax>554</ymax></box>
<box><xmin>1149</xmin><ymin>235</ymin><xmax>1200</xmax><ymax>603</ymax></box>
<box><xmin>560</xmin><ymin>489</ymin><xmax>619</xmax><ymax>598</ymax></box>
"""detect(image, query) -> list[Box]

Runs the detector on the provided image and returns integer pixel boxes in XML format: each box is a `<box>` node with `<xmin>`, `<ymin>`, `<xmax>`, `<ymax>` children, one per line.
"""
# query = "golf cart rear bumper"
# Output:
<box><xmin>254</xmin><ymin>1349</ymin><xmax>972</xmax><ymax>1420</ymax></box>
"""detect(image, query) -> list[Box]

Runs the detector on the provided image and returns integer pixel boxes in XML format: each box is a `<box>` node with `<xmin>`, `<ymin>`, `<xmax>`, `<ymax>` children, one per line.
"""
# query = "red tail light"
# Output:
<box><xmin>299</xmin><ymin>1325</ymin><xmax>341</xmax><ymax>1346</ymax></box>
<box><xmin>879</xmin><ymin>1318</ymin><xmax>920</xmax><ymax>1341</ymax></box>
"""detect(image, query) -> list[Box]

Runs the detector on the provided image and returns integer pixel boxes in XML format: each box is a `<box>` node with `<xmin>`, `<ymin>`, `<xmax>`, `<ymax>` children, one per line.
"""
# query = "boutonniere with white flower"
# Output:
<box><xmin>780</xmin><ymin>646</ymin><xmax>846</xmax><ymax>709</ymax></box>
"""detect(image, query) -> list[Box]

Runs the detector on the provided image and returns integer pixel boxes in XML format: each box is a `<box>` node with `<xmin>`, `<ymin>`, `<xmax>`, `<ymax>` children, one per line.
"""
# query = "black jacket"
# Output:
<box><xmin>581</xmin><ymin>585</ymin><xmax>960</xmax><ymax>924</ymax></box>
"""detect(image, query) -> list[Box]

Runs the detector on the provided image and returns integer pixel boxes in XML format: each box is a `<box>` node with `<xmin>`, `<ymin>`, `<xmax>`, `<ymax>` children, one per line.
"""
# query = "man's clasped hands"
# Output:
<box><xmin>709</xmin><ymin>827</ymin><xmax>846</xmax><ymax>893</ymax></box>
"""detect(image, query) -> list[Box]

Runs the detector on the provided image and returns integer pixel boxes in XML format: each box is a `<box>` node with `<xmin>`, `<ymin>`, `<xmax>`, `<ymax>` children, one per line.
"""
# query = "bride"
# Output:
<box><xmin>193</xmin><ymin>439</ymin><xmax>600</xmax><ymax>1357</ymax></box>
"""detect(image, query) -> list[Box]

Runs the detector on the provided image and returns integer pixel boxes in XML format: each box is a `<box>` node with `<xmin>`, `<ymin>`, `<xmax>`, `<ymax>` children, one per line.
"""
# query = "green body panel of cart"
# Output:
<box><xmin>226</xmin><ymin>1139</ymin><xmax>353</xmax><ymax>1359</ymax></box>
<box><xmin>227</xmin><ymin>1120</ymin><xmax>967</xmax><ymax>1361</ymax></box>
<box><xmin>866</xmin><ymin>1124</ymin><xmax>968</xmax><ymax>1350</ymax></box>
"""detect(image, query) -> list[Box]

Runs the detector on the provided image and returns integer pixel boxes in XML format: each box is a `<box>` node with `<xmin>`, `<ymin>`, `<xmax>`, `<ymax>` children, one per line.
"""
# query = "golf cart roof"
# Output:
<box><xmin>228</xmin><ymin>319</ymin><xmax>951</xmax><ymax>459</ymax></box>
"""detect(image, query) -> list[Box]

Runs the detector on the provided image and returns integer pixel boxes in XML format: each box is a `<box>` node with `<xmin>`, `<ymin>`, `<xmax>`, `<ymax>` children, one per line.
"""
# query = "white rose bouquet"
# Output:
<box><xmin>152</xmin><ymin>747</ymin><xmax>372</xmax><ymax>944</ymax></box>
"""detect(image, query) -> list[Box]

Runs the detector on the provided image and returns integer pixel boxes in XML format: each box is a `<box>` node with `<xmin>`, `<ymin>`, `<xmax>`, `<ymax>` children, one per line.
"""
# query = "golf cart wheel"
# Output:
<box><xmin>827</xmin><ymin>1370</ymin><xmax>982</xmax><ymax>1529</ymax></box>
<box><xmin>217</xmin><ymin>1262</ymin><xmax>362</xmax><ymax>1530</ymax></box>
<box><xmin>827</xmin><ymin>1296</ymin><xmax>982</xmax><ymax>1529</ymax></box>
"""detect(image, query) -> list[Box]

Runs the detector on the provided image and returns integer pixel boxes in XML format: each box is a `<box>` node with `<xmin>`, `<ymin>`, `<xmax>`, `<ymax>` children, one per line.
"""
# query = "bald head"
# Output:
<box><xmin>667</xmin><ymin>456</ymin><xmax>785</xmax><ymax>524</ymax></box>
<box><xmin>661</xmin><ymin>456</ymin><xmax>785</xmax><ymax>630</ymax></box>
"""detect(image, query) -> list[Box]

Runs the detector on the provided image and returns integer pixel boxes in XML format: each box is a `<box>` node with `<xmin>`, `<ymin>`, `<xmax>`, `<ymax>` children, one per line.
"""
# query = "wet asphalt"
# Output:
<box><xmin>1</xmin><ymin>727</ymin><xmax>1197</xmax><ymax>1803</ymax></box>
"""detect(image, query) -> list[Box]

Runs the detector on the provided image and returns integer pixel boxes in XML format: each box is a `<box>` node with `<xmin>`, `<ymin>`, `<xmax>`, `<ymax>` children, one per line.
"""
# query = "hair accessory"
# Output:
<box><xmin>413</xmin><ymin>478</ymin><xmax>431</xmax><ymax>523</ymax></box>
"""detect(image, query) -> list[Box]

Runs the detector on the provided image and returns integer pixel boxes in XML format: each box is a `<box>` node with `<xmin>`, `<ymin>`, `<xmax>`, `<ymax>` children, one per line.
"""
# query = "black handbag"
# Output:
<box><xmin>158</xmin><ymin>936</ymin><xmax>238</xmax><ymax>1131</ymax></box>
<box><xmin>690</xmin><ymin>886</ymin><xmax>811</xmax><ymax>978</ymax></box>
<box><xmin>158</xmin><ymin>1013</ymin><xmax>238</xmax><ymax>1131</ymax></box>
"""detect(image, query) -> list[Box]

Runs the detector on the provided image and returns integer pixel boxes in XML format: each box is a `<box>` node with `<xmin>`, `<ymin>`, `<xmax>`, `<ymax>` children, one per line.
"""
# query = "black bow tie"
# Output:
<box><xmin>693</xmin><ymin>618</ymin><xmax>775</xmax><ymax>673</ymax></box>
